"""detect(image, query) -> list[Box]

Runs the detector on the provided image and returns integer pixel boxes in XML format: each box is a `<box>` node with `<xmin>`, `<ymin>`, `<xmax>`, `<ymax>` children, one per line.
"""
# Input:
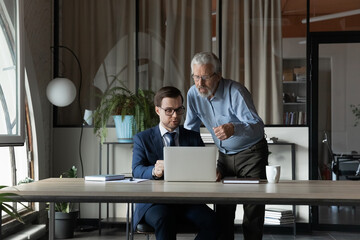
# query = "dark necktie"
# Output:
<box><xmin>167</xmin><ymin>132</ymin><xmax>176</xmax><ymax>146</ymax></box>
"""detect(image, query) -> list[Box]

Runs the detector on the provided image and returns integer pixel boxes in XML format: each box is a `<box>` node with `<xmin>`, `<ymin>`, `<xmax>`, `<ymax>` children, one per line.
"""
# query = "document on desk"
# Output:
<box><xmin>222</xmin><ymin>177</ymin><xmax>260</xmax><ymax>184</ymax></box>
<box><xmin>112</xmin><ymin>178</ymin><xmax>149</xmax><ymax>183</ymax></box>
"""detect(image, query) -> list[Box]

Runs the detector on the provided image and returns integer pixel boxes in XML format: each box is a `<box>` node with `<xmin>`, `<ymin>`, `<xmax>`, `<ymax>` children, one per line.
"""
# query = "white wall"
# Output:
<box><xmin>53</xmin><ymin>126</ymin><xmax>309</xmax><ymax>222</ymax></box>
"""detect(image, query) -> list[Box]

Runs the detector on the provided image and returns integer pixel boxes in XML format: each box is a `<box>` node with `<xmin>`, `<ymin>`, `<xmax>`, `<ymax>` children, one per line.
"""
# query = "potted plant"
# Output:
<box><xmin>50</xmin><ymin>166</ymin><xmax>79</xmax><ymax>239</ymax></box>
<box><xmin>93</xmin><ymin>78</ymin><xmax>158</xmax><ymax>143</ymax></box>
<box><xmin>0</xmin><ymin>179</ymin><xmax>34</xmax><ymax>236</ymax></box>
<box><xmin>0</xmin><ymin>186</ymin><xmax>25</xmax><ymax>225</ymax></box>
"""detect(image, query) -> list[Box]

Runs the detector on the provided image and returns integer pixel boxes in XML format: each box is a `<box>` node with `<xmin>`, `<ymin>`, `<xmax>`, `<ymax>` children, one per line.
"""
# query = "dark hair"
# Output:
<box><xmin>154</xmin><ymin>86</ymin><xmax>184</xmax><ymax>107</ymax></box>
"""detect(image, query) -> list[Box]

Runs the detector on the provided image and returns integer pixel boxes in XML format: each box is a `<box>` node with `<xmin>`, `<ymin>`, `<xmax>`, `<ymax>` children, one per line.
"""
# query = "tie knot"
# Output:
<box><xmin>166</xmin><ymin>132</ymin><xmax>176</xmax><ymax>146</ymax></box>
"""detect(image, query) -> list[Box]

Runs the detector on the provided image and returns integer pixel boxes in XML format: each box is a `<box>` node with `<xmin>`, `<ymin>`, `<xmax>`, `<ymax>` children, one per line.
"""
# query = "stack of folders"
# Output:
<box><xmin>264</xmin><ymin>208</ymin><xmax>294</xmax><ymax>225</ymax></box>
<box><xmin>85</xmin><ymin>174</ymin><xmax>125</xmax><ymax>182</ymax></box>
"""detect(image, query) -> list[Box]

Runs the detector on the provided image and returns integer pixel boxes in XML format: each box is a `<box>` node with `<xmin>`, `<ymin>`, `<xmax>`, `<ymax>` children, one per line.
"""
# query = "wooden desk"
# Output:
<box><xmin>3</xmin><ymin>178</ymin><xmax>360</xmax><ymax>239</ymax></box>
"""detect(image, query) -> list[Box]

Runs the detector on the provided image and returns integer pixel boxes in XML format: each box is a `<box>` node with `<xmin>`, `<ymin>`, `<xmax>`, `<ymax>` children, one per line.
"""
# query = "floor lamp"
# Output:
<box><xmin>47</xmin><ymin>45</ymin><xmax>85</xmax><ymax>178</ymax></box>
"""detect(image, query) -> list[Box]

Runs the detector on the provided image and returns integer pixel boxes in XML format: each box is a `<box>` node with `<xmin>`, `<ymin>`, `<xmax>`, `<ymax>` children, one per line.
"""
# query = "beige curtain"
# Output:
<box><xmin>57</xmin><ymin>0</ymin><xmax>135</xmax><ymax>125</ymax></box>
<box><xmin>57</xmin><ymin>0</ymin><xmax>212</xmax><ymax>125</ymax></box>
<box><xmin>220</xmin><ymin>0</ymin><xmax>283</xmax><ymax>124</ymax></box>
<box><xmin>58</xmin><ymin>0</ymin><xmax>285</xmax><ymax>125</ymax></box>
<box><xmin>138</xmin><ymin>0</ymin><xmax>213</xmax><ymax>97</ymax></box>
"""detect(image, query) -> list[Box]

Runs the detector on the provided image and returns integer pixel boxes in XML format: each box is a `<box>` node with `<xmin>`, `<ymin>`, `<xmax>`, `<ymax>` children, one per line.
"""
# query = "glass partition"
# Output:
<box><xmin>56</xmin><ymin>0</ymin><xmax>311</xmax><ymax>126</ymax></box>
<box><xmin>317</xmin><ymin>42</ymin><xmax>360</xmax><ymax>226</ymax></box>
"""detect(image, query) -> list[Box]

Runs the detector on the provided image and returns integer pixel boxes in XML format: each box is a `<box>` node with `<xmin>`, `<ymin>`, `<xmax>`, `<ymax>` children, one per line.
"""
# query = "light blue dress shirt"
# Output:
<box><xmin>184</xmin><ymin>78</ymin><xmax>264</xmax><ymax>154</ymax></box>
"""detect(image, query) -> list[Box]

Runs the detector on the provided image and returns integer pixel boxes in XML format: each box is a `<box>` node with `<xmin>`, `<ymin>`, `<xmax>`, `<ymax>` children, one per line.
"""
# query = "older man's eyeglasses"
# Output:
<box><xmin>192</xmin><ymin>72</ymin><xmax>216</xmax><ymax>82</ymax></box>
<box><xmin>158</xmin><ymin>106</ymin><xmax>185</xmax><ymax>116</ymax></box>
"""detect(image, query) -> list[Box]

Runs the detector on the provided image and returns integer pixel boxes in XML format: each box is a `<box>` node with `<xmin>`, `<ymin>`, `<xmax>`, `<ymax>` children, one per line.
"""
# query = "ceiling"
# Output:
<box><xmin>211</xmin><ymin>0</ymin><xmax>360</xmax><ymax>38</ymax></box>
<box><xmin>282</xmin><ymin>0</ymin><xmax>360</xmax><ymax>15</ymax></box>
<box><xmin>281</xmin><ymin>0</ymin><xmax>360</xmax><ymax>37</ymax></box>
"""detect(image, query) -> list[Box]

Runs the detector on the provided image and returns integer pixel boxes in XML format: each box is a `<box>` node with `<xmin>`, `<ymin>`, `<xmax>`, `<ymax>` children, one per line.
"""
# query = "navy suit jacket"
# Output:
<box><xmin>131</xmin><ymin>125</ymin><xmax>204</xmax><ymax>229</ymax></box>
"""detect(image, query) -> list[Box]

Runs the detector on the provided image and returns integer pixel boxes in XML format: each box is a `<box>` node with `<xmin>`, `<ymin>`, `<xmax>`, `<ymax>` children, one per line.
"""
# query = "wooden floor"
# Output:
<box><xmin>49</xmin><ymin>205</ymin><xmax>359</xmax><ymax>240</ymax></box>
<box><xmin>70</xmin><ymin>228</ymin><xmax>360</xmax><ymax>240</ymax></box>
<box><xmin>32</xmin><ymin>205</ymin><xmax>360</xmax><ymax>240</ymax></box>
<box><xmin>67</xmin><ymin>205</ymin><xmax>360</xmax><ymax>240</ymax></box>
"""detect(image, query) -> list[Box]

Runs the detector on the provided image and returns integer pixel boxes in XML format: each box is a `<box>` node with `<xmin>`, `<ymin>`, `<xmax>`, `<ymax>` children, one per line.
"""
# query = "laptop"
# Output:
<box><xmin>164</xmin><ymin>146</ymin><xmax>217</xmax><ymax>182</ymax></box>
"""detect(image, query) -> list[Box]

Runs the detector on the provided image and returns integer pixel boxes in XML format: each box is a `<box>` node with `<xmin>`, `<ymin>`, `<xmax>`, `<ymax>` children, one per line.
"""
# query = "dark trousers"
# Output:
<box><xmin>144</xmin><ymin>204</ymin><xmax>218</xmax><ymax>240</ymax></box>
<box><xmin>216</xmin><ymin>138</ymin><xmax>269</xmax><ymax>240</ymax></box>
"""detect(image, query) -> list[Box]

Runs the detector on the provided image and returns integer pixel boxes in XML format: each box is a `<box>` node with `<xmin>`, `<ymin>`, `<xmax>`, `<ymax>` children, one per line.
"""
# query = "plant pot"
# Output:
<box><xmin>49</xmin><ymin>211</ymin><xmax>78</xmax><ymax>239</ymax></box>
<box><xmin>113</xmin><ymin>115</ymin><xmax>135</xmax><ymax>143</ymax></box>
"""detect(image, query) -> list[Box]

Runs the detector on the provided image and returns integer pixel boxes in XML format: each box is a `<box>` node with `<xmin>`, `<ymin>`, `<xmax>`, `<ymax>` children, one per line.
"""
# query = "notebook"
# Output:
<box><xmin>163</xmin><ymin>146</ymin><xmax>217</xmax><ymax>182</ymax></box>
<box><xmin>84</xmin><ymin>174</ymin><xmax>125</xmax><ymax>181</ymax></box>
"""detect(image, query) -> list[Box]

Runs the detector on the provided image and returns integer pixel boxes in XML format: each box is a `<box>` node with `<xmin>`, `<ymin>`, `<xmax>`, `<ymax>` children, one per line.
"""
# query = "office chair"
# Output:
<box><xmin>136</xmin><ymin>221</ymin><xmax>198</xmax><ymax>240</ymax></box>
<box><xmin>131</xmin><ymin>203</ymin><xmax>198</xmax><ymax>240</ymax></box>
<box><xmin>345</xmin><ymin>163</ymin><xmax>360</xmax><ymax>180</ymax></box>
<box><xmin>322</xmin><ymin>132</ymin><xmax>337</xmax><ymax>178</ymax></box>
<box><xmin>322</xmin><ymin>131</ymin><xmax>360</xmax><ymax>180</ymax></box>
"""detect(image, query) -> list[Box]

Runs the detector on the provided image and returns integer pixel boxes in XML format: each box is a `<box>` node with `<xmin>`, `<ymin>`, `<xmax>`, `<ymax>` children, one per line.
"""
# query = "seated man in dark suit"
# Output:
<box><xmin>132</xmin><ymin>86</ymin><xmax>218</xmax><ymax>240</ymax></box>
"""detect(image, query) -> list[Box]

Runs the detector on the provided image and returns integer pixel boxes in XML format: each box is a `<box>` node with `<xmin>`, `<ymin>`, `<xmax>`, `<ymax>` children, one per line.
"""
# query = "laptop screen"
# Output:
<box><xmin>163</xmin><ymin>146</ymin><xmax>217</xmax><ymax>182</ymax></box>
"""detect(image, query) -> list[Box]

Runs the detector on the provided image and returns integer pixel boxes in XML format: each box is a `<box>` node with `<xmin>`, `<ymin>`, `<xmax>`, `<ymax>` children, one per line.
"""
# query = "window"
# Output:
<box><xmin>0</xmin><ymin>0</ymin><xmax>30</xmax><ymax>221</ymax></box>
<box><xmin>0</xmin><ymin>0</ymin><xmax>24</xmax><ymax>146</ymax></box>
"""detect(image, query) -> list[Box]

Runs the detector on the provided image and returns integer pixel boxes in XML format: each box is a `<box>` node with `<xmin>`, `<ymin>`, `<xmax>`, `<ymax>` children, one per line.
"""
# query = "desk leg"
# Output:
<box><xmin>126</xmin><ymin>203</ymin><xmax>129</xmax><ymax>240</ymax></box>
<box><xmin>131</xmin><ymin>203</ymin><xmax>134</xmax><ymax>240</ymax></box>
<box><xmin>98</xmin><ymin>204</ymin><xmax>102</xmax><ymax>235</ymax></box>
<box><xmin>99</xmin><ymin>142</ymin><xmax>102</xmax><ymax>235</ymax></box>
<box><xmin>292</xmin><ymin>205</ymin><xmax>296</xmax><ymax>236</ymax></box>
<box><xmin>291</xmin><ymin>144</ymin><xmax>296</xmax><ymax>236</ymax></box>
<box><xmin>49</xmin><ymin>202</ymin><xmax>55</xmax><ymax>240</ymax></box>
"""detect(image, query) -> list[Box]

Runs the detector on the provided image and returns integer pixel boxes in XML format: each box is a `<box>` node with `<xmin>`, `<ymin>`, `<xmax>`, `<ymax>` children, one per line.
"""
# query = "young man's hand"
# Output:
<box><xmin>153</xmin><ymin>160</ymin><xmax>164</xmax><ymax>178</ymax></box>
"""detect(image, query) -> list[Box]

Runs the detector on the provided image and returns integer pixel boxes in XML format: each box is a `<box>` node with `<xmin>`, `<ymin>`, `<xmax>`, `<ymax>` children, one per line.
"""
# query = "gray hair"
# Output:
<box><xmin>190</xmin><ymin>52</ymin><xmax>222</xmax><ymax>74</ymax></box>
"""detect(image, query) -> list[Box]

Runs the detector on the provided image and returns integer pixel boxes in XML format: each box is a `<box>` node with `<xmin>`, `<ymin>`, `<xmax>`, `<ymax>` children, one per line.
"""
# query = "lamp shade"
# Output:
<box><xmin>46</xmin><ymin>77</ymin><xmax>76</xmax><ymax>107</ymax></box>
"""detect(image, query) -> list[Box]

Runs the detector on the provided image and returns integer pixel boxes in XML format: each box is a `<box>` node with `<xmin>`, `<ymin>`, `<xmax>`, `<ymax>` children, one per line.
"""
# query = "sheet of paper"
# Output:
<box><xmin>112</xmin><ymin>178</ymin><xmax>149</xmax><ymax>183</ymax></box>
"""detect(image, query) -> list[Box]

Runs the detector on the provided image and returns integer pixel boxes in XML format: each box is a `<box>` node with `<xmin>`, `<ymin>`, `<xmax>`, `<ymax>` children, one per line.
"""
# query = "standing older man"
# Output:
<box><xmin>184</xmin><ymin>52</ymin><xmax>269</xmax><ymax>240</ymax></box>
<box><xmin>132</xmin><ymin>86</ymin><xmax>218</xmax><ymax>240</ymax></box>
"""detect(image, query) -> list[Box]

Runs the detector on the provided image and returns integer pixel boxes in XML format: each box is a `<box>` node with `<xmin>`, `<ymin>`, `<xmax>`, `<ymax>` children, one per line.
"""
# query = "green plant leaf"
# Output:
<box><xmin>0</xmin><ymin>186</ymin><xmax>26</xmax><ymax>224</ymax></box>
<box><xmin>93</xmin><ymin>77</ymin><xmax>158</xmax><ymax>143</ymax></box>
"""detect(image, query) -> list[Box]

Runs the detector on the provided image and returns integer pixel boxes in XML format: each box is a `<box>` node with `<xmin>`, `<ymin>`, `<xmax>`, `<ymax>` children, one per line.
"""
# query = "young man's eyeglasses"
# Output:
<box><xmin>158</xmin><ymin>106</ymin><xmax>185</xmax><ymax>116</ymax></box>
<box><xmin>192</xmin><ymin>72</ymin><xmax>216</xmax><ymax>82</ymax></box>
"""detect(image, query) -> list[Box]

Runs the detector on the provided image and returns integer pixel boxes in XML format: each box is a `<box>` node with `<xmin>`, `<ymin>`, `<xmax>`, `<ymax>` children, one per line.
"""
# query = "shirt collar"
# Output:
<box><xmin>210</xmin><ymin>78</ymin><xmax>224</xmax><ymax>101</ymax></box>
<box><xmin>158</xmin><ymin>123</ymin><xmax>179</xmax><ymax>137</ymax></box>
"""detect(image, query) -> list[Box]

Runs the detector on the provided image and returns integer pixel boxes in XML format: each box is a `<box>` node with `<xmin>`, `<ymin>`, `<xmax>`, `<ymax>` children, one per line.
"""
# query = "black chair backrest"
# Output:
<box><xmin>322</xmin><ymin>131</ymin><xmax>338</xmax><ymax>174</ymax></box>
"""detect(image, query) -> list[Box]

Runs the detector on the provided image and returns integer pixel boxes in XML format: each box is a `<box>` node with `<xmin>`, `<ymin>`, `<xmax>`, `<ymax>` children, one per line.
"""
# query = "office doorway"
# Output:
<box><xmin>309</xmin><ymin>32</ymin><xmax>360</xmax><ymax>229</ymax></box>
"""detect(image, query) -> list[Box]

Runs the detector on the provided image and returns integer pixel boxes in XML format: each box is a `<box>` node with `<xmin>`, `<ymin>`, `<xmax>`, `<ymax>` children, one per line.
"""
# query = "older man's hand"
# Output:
<box><xmin>213</xmin><ymin>123</ymin><xmax>234</xmax><ymax>141</ymax></box>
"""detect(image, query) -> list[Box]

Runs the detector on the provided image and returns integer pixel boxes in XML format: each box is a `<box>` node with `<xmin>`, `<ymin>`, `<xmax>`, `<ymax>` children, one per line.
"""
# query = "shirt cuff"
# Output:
<box><xmin>152</xmin><ymin>167</ymin><xmax>160</xmax><ymax>180</ymax></box>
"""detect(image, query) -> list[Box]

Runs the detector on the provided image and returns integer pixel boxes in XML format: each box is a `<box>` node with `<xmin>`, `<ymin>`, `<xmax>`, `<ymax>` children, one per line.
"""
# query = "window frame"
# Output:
<box><xmin>0</xmin><ymin>0</ymin><xmax>25</xmax><ymax>146</ymax></box>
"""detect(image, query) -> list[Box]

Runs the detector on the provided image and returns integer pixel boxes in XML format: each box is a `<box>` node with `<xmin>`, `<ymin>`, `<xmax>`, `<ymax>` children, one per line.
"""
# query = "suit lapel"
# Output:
<box><xmin>151</xmin><ymin>126</ymin><xmax>164</xmax><ymax>159</ymax></box>
<box><xmin>178</xmin><ymin>126</ymin><xmax>186</xmax><ymax>146</ymax></box>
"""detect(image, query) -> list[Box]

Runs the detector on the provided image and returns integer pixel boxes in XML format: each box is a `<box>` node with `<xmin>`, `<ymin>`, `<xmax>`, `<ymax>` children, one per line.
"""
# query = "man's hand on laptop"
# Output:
<box><xmin>154</xmin><ymin>160</ymin><xmax>164</xmax><ymax>178</ymax></box>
